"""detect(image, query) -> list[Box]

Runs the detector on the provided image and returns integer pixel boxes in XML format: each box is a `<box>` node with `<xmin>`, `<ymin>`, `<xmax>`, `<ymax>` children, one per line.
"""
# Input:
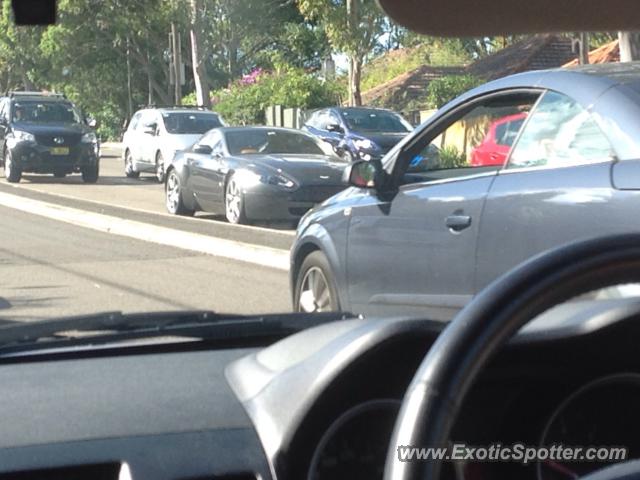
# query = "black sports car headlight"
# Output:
<box><xmin>266</xmin><ymin>172</ymin><xmax>297</xmax><ymax>190</ymax></box>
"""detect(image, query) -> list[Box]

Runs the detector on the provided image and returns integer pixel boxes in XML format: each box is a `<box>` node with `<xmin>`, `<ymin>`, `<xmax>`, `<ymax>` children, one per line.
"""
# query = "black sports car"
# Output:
<box><xmin>164</xmin><ymin>126</ymin><xmax>348</xmax><ymax>224</ymax></box>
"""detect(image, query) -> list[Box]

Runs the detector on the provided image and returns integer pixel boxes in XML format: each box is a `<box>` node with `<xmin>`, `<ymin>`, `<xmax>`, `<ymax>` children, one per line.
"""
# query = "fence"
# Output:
<box><xmin>265</xmin><ymin>105</ymin><xmax>307</xmax><ymax>129</ymax></box>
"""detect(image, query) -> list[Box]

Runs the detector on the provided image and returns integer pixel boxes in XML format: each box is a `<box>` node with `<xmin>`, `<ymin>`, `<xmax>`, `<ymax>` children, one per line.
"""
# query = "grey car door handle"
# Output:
<box><xmin>446</xmin><ymin>215</ymin><xmax>472</xmax><ymax>232</ymax></box>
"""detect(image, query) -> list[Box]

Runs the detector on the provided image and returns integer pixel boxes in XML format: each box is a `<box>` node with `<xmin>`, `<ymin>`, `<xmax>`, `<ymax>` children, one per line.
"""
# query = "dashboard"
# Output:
<box><xmin>1</xmin><ymin>298</ymin><xmax>640</xmax><ymax>479</ymax></box>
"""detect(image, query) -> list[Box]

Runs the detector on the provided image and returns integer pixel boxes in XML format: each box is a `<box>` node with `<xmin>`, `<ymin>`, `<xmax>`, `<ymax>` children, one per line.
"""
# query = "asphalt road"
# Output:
<box><xmin>0</xmin><ymin>204</ymin><xmax>291</xmax><ymax>322</ymax></box>
<box><xmin>6</xmin><ymin>143</ymin><xmax>295</xmax><ymax>232</ymax></box>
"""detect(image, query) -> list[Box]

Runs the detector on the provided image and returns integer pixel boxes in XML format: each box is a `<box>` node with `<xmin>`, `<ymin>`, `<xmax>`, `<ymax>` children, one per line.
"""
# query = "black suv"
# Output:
<box><xmin>0</xmin><ymin>92</ymin><xmax>99</xmax><ymax>183</ymax></box>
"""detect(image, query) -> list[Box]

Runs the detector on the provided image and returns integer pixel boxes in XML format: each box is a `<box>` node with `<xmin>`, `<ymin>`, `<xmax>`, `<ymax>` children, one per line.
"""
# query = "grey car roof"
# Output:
<box><xmin>462</xmin><ymin>61</ymin><xmax>640</xmax><ymax>101</ymax></box>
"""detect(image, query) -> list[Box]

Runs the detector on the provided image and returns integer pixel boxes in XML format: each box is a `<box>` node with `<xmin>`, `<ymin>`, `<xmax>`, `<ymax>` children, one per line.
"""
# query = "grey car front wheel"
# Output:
<box><xmin>295</xmin><ymin>251</ymin><xmax>340</xmax><ymax>313</ymax></box>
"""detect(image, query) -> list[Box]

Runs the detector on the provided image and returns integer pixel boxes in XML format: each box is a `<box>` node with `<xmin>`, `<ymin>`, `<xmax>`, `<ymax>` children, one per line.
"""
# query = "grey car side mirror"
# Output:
<box><xmin>343</xmin><ymin>160</ymin><xmax>381</xmax><ymax>189</ymax></box>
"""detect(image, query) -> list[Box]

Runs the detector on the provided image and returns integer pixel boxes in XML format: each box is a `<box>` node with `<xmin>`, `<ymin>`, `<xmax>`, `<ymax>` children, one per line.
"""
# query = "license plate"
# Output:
<box><xmin>50</xmin><ymin>147</ymin><xmax>69</xmax><ymax>155</ymax></box>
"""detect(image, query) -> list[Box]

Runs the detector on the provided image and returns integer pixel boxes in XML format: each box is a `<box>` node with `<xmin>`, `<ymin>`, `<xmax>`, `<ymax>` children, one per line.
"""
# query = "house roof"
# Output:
<box><xmin>563</xmin><ymin>40</ymin><xmax>620</xmax><ymax>67</ymax></box>
<box><xmin>361</xmin><ymin>64</ymin><xmax>465</xmax><ymax>110</ymax></box>
<box><xmin>467</xmin><ymin>34</ymin><xmax>576</xmax><ymax>80</ymax></box>
<box><xmin>362</xmin><ymin>34</ymin><xmax>577</xmax><ymax>112</ymax></box>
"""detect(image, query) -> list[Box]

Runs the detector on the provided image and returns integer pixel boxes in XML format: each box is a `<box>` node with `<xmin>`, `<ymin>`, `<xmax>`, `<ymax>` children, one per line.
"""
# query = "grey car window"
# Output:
<box><xmin>508</xmin><ymin>91</ymin><xmax>615</xmax><ymax>169</ymax></box>
<box><xmin>405</xmin><ymin>94</ymin><xmax>538</xmax><ymax>179</ymax></box>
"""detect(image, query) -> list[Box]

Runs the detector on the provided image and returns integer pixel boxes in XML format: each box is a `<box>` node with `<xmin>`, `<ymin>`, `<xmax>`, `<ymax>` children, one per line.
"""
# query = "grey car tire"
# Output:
<box><xmin>294</xmin><ymin>251</ymin><xmax>341</xmax><ymax>313</ymax></box>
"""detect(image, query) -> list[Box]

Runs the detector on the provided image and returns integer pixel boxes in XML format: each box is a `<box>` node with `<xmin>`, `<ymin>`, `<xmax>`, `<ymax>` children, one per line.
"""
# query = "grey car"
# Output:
<box><xmin>291</xmin><ymin>62</ymin><xmax>640</xmax><ymax>320</ymax></box>
<box><xmin>164</xmin><ymin>126</ymin><xmax>347</xmax><ymax>224</ymax></box>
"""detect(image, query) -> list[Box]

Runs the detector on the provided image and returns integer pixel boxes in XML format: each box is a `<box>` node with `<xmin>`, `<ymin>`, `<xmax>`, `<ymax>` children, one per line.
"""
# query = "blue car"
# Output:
<box><xmin>302</xmin><ymin>107</ymin><xmax>413</xmax><ymax>162</ymax></box>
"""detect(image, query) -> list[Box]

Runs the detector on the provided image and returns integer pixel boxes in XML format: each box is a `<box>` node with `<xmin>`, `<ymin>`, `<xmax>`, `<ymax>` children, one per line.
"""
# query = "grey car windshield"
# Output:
<box><xmin>226</xmin><ymin>130</ymin><xmax>326</xmax><ymax>155</ymax></box>
<box><xmin>162</xmin><ymin>112</ymin><xmax>222</xmax><ymax>134</ymax></box>
<box><xmin>13</xmin><ymin>101</ymin><xmax>82</xmax><ymax>123</ymax></box>
<box><xmin>341</xmin><ymin>109</ymin><xmax>411</xmax><ymax>133</ymax></box>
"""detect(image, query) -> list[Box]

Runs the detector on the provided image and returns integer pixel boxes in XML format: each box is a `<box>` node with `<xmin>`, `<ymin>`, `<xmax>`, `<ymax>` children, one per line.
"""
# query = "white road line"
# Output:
<box><xmin>0</xmin><ymin>191</ymin><xmax>290</xmax><ymax>271</ymax></box>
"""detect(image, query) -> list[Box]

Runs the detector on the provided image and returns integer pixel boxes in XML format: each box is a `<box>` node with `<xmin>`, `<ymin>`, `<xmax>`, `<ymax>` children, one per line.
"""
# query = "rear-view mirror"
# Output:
<box><xmin>193</xmin><ymin>144</ymin><xmax>212</xmax><ymax>155</ymax></box>
<box><xmin>343</xmin><ymin>160</ymin><xmax>380</xmax><ymax>189</ymax></box>
<box><xmin>87</xmin><ymin>117</ymin><xmax>97</xmax><ymax>128</ymax></box>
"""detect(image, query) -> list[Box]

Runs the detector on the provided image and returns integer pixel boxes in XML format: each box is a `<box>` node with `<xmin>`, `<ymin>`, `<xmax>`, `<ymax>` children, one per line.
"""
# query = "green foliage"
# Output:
<box><xmin>204</xmin><ymin>67</ymin><xmax>341</xmax><ymax>125</ymax></box>
<box><xmin>426</xmin><ymin>75</ymin><xmax>483</xmax><ymax>109</ymax></box>
<box><xmin>438</xmin><ymin>145</ymin><xmax>467</xmax><ymax>168</ymax></box>
<box><xmin>361</xmin><ymin>46</ymin><xmax>428</xmax><ymax>92</ymax></box>
<box><xmin>298</xmin><ymin>0</ymin><xmax>385</xmax><ymax>58</ymax></box>
<box><xmin>361</xmin><ymin>39</ymin><xmax>474</xmax><ymax>94</ymax></box>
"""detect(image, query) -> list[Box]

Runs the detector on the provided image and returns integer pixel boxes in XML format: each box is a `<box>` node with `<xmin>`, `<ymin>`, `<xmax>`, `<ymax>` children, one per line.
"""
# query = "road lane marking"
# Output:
<box><xmin>0</xmin><ymin>190</ymin><xmax>290</xmax><ymax>271</ymax></box>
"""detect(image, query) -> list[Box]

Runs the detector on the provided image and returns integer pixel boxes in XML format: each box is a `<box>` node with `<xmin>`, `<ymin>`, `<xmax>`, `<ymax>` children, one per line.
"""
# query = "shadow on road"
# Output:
<box><xmin>197</xmin><ymin>213</ymin><xmax>296</xmax><ymax>231</ymax></box>
<box><xmin>20</xmin><ymin>175</ymin><xmax>161</xmax><ymax>187</ymax></box>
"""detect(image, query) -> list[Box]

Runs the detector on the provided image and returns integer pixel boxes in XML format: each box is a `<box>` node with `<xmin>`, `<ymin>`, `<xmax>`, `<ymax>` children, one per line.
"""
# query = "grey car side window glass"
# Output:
<box><xmin>404</xmin><ymin>94</ymin><xmax>538</xmax><ymax>178</ymax></box>
<box><xmin>508</xmin><ymin>91</ymin><xmax>614</xmax><ymax>169</ymax></box>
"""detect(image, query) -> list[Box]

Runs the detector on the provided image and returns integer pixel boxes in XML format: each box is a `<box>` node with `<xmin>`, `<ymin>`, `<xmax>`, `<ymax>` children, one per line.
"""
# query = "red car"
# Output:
<box><xmin>470</xmin><ymin>112</ymin><xmax>527</xmax><ymax>166</ymax></box>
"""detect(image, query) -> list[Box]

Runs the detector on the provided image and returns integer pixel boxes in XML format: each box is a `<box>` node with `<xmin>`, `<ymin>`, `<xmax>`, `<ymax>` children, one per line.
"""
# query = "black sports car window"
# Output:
<box><xmin>226</xmin><ymin>130</ymin><xmax>326</xmax><ymax>155</ymax></box>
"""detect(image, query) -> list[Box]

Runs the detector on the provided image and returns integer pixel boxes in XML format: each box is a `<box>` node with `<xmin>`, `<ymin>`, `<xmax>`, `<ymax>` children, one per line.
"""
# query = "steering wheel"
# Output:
<box><xmin>384</xmin><ymin>234</ymin><xmax>640</xmax><ymax>480</ymax></box>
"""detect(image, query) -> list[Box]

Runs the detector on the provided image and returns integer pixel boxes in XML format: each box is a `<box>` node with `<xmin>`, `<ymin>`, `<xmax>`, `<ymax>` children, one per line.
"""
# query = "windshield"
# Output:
<box><xmin>226</xmin><ymin>129</ymin><xmax>328</xmax><ymax>155</ymax></box>
<box><xmin>13</xmin><ymin>101</ymin><xmax>83</xmax><ymax>124</ymax></box>
<box><xmin>0</xmin><ymin>1</ymin><xmax>633</xmax><ymax>333</ymax></box>
<box><xmin>341</xmin><ymin>108</ymin><xmax>412</xmax><ymax>133</ymax></box>
<box><xmin>162</xmin><ymin>112</ymin><xmax>222</xmax><ymax>134</ymax></box>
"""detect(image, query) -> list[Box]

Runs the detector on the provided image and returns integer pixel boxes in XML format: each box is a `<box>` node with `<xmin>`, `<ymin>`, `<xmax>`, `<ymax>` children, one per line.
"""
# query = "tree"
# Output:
<box><xmin>618</xmin><ymin>31</ymin><xmax>640</xmax><ymax>61</ymax></box>
<box><xmin>189</xmin><ymin>0</ymin><xmax>210</xmax><ymax>107</ymax></box>
<box><xmin>299</xmin><ymin>0</ymin><xmax>386</xmax><ymax>106</ymax></box>
<box><xmin>426</xmin><ymin>75</ymin><xmax>483</xmax><ymax>109</ymax></box>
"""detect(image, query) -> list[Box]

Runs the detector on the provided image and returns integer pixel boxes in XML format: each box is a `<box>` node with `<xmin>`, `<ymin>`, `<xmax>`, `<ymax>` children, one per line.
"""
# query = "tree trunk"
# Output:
<box><xmin>579</xmin><ymin>32</ymin><xmax>590</xmax><ymax>65</ymax></box>
<box><xmin>147</xmin><ymin>48</ymin><xmax>153</xmax><ymax>105</ymax></box>
<box><xmin>348</xmin><ymin>55</ymin><xmax>362</xmax><ymax>106</ymax></box>
<box><xmin>126</xmin><ymin>37</ymin><xmax>133</xmax><ymax>118</ymax></box>
<box><xmin>346</xmin><ymin>0</ymin><xmax>362</xmax><ymax>106</ymax></box>
<box><xmin>619</xmin><ymin>31</ymin><xmax>640</xmax><ymax>61</ymax></box>
<box><xmin>189</xmin><ymin>0</ymin><xmax>210</xmax><ymax>108</ymax></box>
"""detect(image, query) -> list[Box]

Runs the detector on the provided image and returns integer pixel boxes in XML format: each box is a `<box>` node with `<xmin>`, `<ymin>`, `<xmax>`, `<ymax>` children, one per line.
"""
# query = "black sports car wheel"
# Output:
<box><xmin>165</xmin><ymin>170</ymin><xmax>194</xmax><ymax>216</ymax></box>
<box><xmin>225</xmin><ymin>174</ymin><xmax>248</xmax><ymax>224</ymax></box>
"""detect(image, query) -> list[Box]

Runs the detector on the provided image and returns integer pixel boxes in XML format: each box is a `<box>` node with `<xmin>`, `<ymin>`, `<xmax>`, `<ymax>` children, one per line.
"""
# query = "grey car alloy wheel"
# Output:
<box><xmin>298</xmin><ymin>266</ymin><xmax>333</xmax><ymax>313</ymax></box>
